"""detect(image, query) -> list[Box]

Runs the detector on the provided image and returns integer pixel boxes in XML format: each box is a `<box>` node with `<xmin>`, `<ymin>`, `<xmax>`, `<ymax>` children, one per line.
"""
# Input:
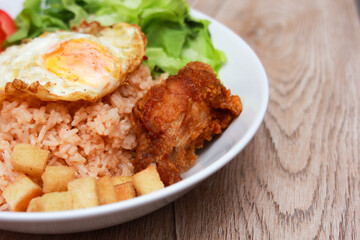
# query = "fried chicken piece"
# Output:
<box><xmin>131</xmin><ymin>62</ymin><xmax>242</xmax><ymax>186</ymax></box>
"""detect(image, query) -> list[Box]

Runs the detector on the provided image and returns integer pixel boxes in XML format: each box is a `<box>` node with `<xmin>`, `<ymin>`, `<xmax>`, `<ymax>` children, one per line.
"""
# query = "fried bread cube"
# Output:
<box><xmin>111</xmin><ymin>176</ymin><xmax>133</xmax><ymax>186</ymax></box>
<box><xmin>133</xmin><ymin>165</ymin><xmax>164</xmax><ymax>195</ymax></box>
<box><xmin>11</xmin><ymin>144</ymin><xmax>49</xmax><ymax>178</ymax></box>
<box><xmin>42</xmin><ymin>166</ymin><xmax>75</xmax><ymax>193</ymax></box>
<box><xmin>68</xmin><ymin>177</ymin><xmax>98</xmax><ymax>209</ymax></box>
<box><xmin>96</xmin><ymin>176</ymin><xmax>117</xmax><ymax>205</ymax></box>
<box><xmin>27</xmin><ymin>192</ymin><xmax>72</xmax><ymax>212</ymax></box>
<box><xmin>114</xmin><ymin>182</ymin><xmax>136</xmax><ymax>201</ymax></box>
<box><xmin>2</xmin><ymin>174</ymin><xmax>43</xmax><ymax>211</ymax></box>
<box><xmin>26</xmin><ymin>197</ymin><xmax>40</xmax><ymax>212</ymax></box>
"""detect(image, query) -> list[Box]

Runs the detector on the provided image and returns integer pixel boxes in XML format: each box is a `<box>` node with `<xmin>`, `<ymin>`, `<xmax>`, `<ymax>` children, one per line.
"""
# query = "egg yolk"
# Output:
<box><xmin>44</xmin><ymin>39</ymin><xmax>121</xmax><ymax>89</ymax></box>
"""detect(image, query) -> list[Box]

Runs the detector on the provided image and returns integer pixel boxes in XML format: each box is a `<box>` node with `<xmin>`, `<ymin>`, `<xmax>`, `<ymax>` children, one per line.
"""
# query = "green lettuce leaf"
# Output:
<box><xmin>4</xmin><ymin>0</ymin><xmax>226</xmax><ymax>75</ymax></box>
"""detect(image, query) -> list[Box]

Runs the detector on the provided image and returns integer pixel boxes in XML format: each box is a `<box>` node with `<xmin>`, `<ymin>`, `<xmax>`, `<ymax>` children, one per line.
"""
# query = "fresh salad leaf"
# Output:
<box><xmin>4</xmin><ymin>0</ymin><xmax>226</xmax><ymax>75</ymax></box>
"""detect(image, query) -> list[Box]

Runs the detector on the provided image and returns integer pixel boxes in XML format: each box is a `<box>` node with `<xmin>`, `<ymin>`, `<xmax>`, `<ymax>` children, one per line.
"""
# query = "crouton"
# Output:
<box><xmin>68</xmin><ymin>177</ymin><xmax>98</xmax><ymax>209</ymax></box>
<box><xmin>111</xmin><ymin>176</ymin><xmax>133</xmax><ymax>186</ymax></box>
<box><xmin>96</xmin><ymin>176</ymin><xmax>117</xmax><ymax>205</ymax></box>
<box><xmin>27</xmin><ymin>192</ymin><xmax>72</xmax><ymax>212</ymax></box>
<box><xmin>26</xmin><ymin>197</ymin><xmax>40</xmax><ymax>212</ymax></box>
<box><xmin>3</xmin><ymin>174</ymin><xmax>43</xmax><ymax>211</ymax></box>
<box><xmin>133</xmin><ymin>165</ymin><xmax>164</xmax><ymax>195</ymax></box>
<box><xmin>11</xmin><ymin>144</ymin><xmax>49</xmax><ymax>178</ymax></box>
<box><xmin>114</xmin><ymin>182</ymin><xmax>136</xmax><ymax>201</ymax></box>
<box><xmin>42</xmin><ymin>166</ymin><xmax>75</xmax><ymax>193</ymax></box>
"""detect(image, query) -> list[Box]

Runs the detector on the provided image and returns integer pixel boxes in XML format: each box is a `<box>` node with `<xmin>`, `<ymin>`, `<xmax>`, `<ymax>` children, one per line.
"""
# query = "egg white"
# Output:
<box><xmin>0</xmin><ymin>23</ymin><xmax>147</xmax><ymax>101</ymax></box>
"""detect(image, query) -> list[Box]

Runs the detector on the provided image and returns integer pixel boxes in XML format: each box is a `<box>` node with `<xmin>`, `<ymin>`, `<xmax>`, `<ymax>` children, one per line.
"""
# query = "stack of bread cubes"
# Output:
<box><xmin>2</xmin><ymin>144</ymin><xmax>165</xmax><ymax>212</ymax></box>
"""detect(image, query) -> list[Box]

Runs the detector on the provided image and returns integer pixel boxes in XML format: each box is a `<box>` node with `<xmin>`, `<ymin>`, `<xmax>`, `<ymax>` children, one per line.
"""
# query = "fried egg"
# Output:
<box><xmin>0</xmin><ymin>22</ymin><xmax>147</xmax><ymax>101</ymax></box>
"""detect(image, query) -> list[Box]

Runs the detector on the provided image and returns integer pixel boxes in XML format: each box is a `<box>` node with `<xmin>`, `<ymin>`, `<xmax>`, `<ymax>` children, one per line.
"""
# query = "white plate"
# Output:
<box><xmin>0</xmin><ymin>2</ymin><xmax>269</xmax><ymax>234</ymax></box>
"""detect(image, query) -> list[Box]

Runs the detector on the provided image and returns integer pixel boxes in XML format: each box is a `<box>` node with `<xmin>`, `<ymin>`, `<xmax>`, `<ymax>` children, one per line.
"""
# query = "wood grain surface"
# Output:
<box><xmin>1</xmin><ymin>0</ymin><xmax>360</xmax><ymax>239</ymax></box>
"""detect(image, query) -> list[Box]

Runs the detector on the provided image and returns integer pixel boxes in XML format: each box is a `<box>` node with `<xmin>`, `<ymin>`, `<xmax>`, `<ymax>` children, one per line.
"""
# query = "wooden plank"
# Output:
<box><xmin>175</xmin><ymin>0</ymin><xmax>360</xmax><ymax>239</ymax></box>
<box><xmin>175</xmin><ymin>149</ymin><xmax>252</xmax><ymax>239</ymax></box>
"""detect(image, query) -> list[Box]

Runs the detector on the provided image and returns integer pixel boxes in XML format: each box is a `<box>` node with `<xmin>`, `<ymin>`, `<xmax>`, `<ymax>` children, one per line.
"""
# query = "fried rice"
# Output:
<box><xmin>0</xmin><ymin>65</ymin><xmax>165</xmax><ymax>208</ymax></box>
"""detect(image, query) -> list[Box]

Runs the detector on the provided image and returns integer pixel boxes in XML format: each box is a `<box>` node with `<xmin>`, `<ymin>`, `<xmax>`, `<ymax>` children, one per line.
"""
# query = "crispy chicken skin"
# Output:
<box><xmin>131</xmin><ymin>62</ymin><xmax>242</xmax><ymax>186</ymax></box>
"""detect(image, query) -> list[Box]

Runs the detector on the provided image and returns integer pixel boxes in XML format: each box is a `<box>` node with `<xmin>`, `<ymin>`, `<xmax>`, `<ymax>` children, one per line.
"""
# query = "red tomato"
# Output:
<box><xmin>0</xmin><ymin>9</ymin><xmax>17</xmax><ymax>52</ymax></box>
<box><xmin>0</xmin><ymin>25</ymin><xmax>6</xmax><ymax>52</ymax></box>
<box><xmin>0</xmin><ymin>10</ymin><xmax>16</xmax><ymax>36</ymax></box>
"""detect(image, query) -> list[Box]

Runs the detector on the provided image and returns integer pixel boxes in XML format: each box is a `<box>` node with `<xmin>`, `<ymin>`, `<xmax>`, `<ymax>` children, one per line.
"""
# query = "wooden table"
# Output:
<box><xmin>1</xmin><ymin>0</ymin><xmax>360</xmax><ymax>239</ymax></box>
